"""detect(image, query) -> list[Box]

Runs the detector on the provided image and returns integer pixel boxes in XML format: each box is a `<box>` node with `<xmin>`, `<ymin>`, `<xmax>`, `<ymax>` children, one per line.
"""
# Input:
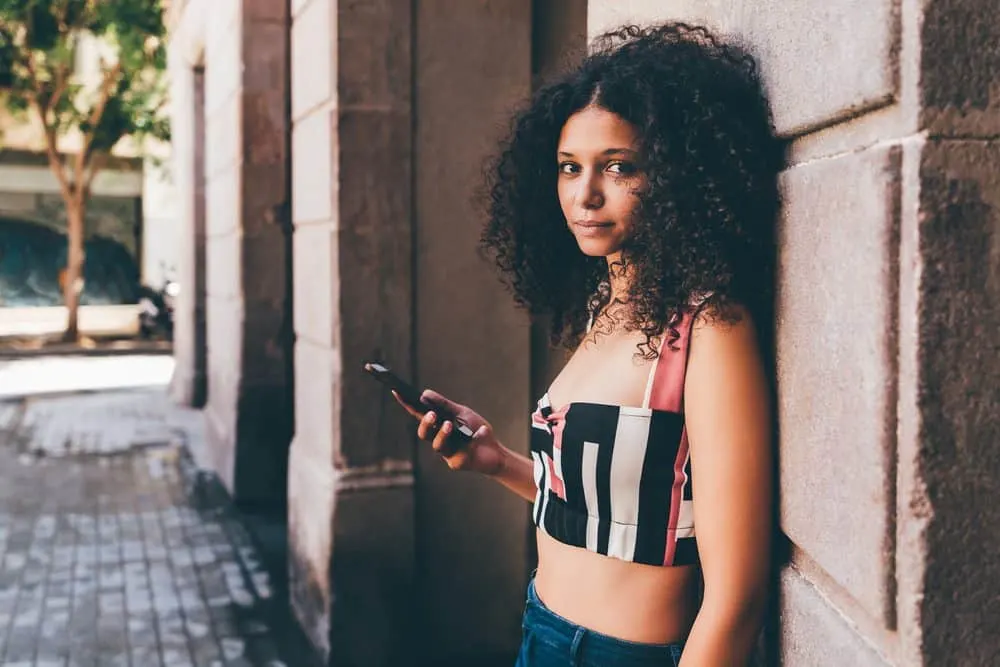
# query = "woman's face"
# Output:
<box><xmin>556</xmin><ymin>105</ymin><xmax>646</xmax><ymax>260</ymax></box>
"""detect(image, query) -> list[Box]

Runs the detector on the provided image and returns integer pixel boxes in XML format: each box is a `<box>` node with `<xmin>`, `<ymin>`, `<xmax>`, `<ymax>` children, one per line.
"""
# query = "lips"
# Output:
<box><xmin>572</xmin><ymin>220</ymin><xmax>615</xmax><ymax>238</ymax></box>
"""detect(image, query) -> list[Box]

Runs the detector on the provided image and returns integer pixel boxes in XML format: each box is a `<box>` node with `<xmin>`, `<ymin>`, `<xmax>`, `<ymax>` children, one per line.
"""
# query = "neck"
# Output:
<box><xmin>606</xmin><ymin>252</ymin><xmax>631</xmax><ymax>302</ymax></box>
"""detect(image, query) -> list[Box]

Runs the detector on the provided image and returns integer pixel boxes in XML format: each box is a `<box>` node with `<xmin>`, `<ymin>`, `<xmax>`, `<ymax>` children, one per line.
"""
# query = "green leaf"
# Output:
<box><xmin>1</xmin><ymin>89</ymin><xmax>30</xmax><ymax>115</ymax></box>
<box><xmin>90</xmin><ymin>92</ymin><xmax>130</xmax><ymax>153</ymax></box>
<box><xmin>0</xmin><ymin>33</ymin><xmax>14</xmax><ymax>88</ymax></box>
<box><xmin>64</xmin><ymin>0</ymin><xmax>88</xmax><ymax>29</ymax></box>
<box><xmin>2</xmin><ymin>0</ymin><xmax>168</xmax><ymax>163</ymax></box>
<box><xmin>26</xmin><ymin>2</ymin><xmax>60</xmax><ymax>51</ymax></box>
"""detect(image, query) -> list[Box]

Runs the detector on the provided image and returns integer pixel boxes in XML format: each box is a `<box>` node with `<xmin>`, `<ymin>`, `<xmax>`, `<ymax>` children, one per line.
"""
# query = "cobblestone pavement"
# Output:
<box><xmin>0</xmin><ymin>377</ymin><xmax>291</xmax><ymax>667</ymax></box>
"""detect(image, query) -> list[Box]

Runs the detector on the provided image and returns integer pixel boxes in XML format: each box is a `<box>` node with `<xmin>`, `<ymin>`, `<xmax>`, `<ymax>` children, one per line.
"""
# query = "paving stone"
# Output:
<box><xmin>0</xmin><ymin>380</ymin><xmax>292</xmax><ymax>667</ymax></box>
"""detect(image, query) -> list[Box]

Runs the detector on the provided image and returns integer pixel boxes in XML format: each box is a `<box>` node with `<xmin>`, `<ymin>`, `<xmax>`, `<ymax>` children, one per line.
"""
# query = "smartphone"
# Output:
<box><xmin>363</xmin><ymin>361</ymin><xmax>476</xmax><ymax>442</ymax></box>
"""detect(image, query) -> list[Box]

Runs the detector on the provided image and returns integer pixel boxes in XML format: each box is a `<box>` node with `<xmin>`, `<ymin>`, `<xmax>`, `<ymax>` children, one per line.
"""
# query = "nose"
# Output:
<box><xmin>577</xmin><ymin>171</ymin><xmax>604</xmax><ymax>210</ymax></box>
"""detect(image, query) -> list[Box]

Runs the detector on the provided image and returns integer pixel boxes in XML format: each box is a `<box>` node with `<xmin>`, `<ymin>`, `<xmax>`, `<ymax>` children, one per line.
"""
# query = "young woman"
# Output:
<box><xmin>395</xmin><ymin>22</ymin><xmax>782</xmax><ymax>667</ymax></box>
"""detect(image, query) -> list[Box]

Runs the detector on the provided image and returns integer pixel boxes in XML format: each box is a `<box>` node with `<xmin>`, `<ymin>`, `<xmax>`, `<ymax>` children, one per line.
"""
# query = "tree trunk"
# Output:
<box><xmin>63</xmin><ymin>197</ymin><xmax>86</xmax><ymax>342</ymax></box>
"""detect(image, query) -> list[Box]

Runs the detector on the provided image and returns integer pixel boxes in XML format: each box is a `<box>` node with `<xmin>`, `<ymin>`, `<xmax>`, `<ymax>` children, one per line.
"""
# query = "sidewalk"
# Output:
<box><xmin>0</xmin><ymin>357</ymin><xmax>301</xmax><ymax>667</ymax></box>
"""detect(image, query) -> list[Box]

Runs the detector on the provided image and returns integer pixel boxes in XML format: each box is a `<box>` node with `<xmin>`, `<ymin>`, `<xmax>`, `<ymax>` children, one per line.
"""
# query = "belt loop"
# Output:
<box><xmin>570</xmin><ymin>627</ymin><xmax>586</xmax><ymax>666</ymax></box>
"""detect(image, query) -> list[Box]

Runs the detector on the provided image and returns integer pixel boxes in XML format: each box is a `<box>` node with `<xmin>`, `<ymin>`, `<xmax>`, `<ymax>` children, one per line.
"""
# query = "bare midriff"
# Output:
<box><xmin>534</xmin><ymin>529</ymin><xmax>700</xmax><ymax>645</ymax></box>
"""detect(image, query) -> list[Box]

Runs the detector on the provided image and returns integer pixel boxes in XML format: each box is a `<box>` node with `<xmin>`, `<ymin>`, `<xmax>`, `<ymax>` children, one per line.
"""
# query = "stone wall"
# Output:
<box><xmin>169</xmin><ymin>0</ymin><xmax>292</xmax><ymax>507</ymax></box>
<box><xmin>169</xmin><ymin>0</ymin><xmax>999</xmax><ymax>664</ymax></box>
<box><xmin>284</xmin><ymin>0</ymin><xmax>541</xmax><ymax>663</ymax></box>
<box><xmin>589</xmin><ymin>1</ymin><xmax>1000</xmax><ymax>665</ymax></box>
<box><xmin>286</xmin><ymin>0</ymin><xmax>416</xmax><ymax>664</ymax></box>
<box><xmin>412</xmin><ymin>2</ymin><xmax>534</xmax><ymax>664</ymax></box>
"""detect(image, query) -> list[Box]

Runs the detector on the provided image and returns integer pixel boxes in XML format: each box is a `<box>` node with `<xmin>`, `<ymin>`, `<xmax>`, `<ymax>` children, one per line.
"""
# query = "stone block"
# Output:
<box><xmin>242</xmin><ymin>229</ymin><xmax>288</xmax><ymax>310</ymax></box>
<box><xmin>206</xmin><ymin>165</ymin><xmax>239</xmax><ymax>238</ymax></box>
<box><xmin>776</xmin><ymin>144</ymin><xmax>900</xmax><ymax>624</ymax></box>
<box><xmin>243</xmin><ymin>20</ymin><xmax>289</xmax><ymax>95</ymax></box>
<box><xmin>242</xmin><ymin>90</ymin><xmax>288</xmax><ymax>169</ymax></box>
<box><xmin>242</xmin><ymin>163</ymin><xmax>288</xmax><ymax>236</ymax></box>
<box><xmin>232</xmin><ymin>382</ymin><xmax>292</xmax><ymax>505</ymax></box>
<box><xmin>291</xmin><ymin>0</ymin><xmax>334</xmax><ymax>120</ymax></box>
<box><xmin>205</xmin><ymin>232</ymin><xmax>241</xmax><ymax>301</ymax></box>
<box><xmin>327</xmin><ymin>483</ymin><xmax>415</xmax><ymax>667</ymax></box>
<box><xmin>588</xmin><ymin>0</ymin><xmax>899</xmax><ymax>136</ymax></box>
<box><xmin>292</xmin><ymin>339</ymin><xmax>336</xmax><ymax>463</ymax></box>
<box><xmin>336</xmin><ymin>108</ymin><xmax>413</xmax><ymax>466</ymax></box>
<box><xmin>291</xmin><ymin>224</ymin><xmax>335</xmax><ymax>348</ymax></box>
<box><xmin>205</xmin><ymin>93</ymin><xmax>241</xmax><ymax>179</ymax></box>
<box><xmin>240</xmin><ymin>303</ymin><xmax>286</xmax><ymax>385</ymax></box>
<box><xmin>915</xmin><ymin>139</ymin><xmax>1000</xmax><ymax>666</ymax></box>
<box><xmin>779</xmin><ymin>567</ymin><xmax>890</xmax><ymax>666</ymax></box>
<box><xmin>205</xmin><ymin>296</ymin><xmax>243</xmax><ymax>403</ymax></box>
<box><xmin>291</xmin><ymin>0</ymin><xmax>313</xmax><ymax>20</ymax></box>
<box><xmin>921</xmin><ymin>0</ymin><xmax>1000</xmax><ymax>137</ymax></box>
<box><xmin>207</xmin><ymin>0</ymin><xmax>240</xmax><ymax>36</ymax></box>
<box><xmin>244</xmin><ymin>0</ymin><xmax>289</xmax><ymax>22</ymax></box>
<box><xmin>291</xmin><ymin>108</ymin><xmax>334</xmax><ymax>225</ymax></box>
<box><xmin>204</xmin><ymin>24</ymin><xmax>242</xmax><ymax>119</ymax></box>
<box><xmin>287</xmin><ymin>442</ymin><xmax>335</xmax><ymax>654</ymax></box>
<box><xmin>337</xmin><ymin>0</ymin><xmax>411</xmax><ymax>109</ymax></box>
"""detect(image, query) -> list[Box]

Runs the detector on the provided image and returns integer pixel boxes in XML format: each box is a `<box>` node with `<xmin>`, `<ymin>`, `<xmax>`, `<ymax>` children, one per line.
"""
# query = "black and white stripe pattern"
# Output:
<box><xmin>530</xmin><ymin>395</ymin><xmax>696</xmax><ymax>567</ymax></box>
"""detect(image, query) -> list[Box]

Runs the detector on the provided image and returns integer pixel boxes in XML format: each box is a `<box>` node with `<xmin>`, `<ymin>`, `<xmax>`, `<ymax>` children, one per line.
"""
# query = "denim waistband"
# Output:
<box><xmin>522</xmin><ymin>577</ymin><xmax>683</xmax><ymax>666</ymax></box>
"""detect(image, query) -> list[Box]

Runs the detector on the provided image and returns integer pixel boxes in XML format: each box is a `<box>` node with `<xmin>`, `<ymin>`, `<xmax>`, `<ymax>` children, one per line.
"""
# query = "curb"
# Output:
<box><xmin>0</xmin><ymin>340</ymin><xmax>173</xmax><ymax>359</ymax></box>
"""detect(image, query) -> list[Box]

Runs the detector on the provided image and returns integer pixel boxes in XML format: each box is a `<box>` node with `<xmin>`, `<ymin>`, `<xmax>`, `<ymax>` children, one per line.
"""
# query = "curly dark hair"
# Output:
<box><xmin>481</xmin><ymin>22</ymin><xmax>784</xmax><ymax>358</ymax></box>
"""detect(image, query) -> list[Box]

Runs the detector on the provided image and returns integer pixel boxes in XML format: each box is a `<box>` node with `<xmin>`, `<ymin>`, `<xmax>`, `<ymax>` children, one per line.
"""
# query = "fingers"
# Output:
<box><xmin>431</xmin><ymin>420</ymin><xmax>456</xmax><ymax>457</ymax></box>
<box><xmin>420</xmin><ymin>389</ymin><xmax>462</xmax><ymax>415</ymax></box>
<box><xmin>415</xmin><ymin>411</ymin><xmax>461</xmax><ymax>459</ymax></box>
<box><xmin>416</xmin><ymin>411</ymin><xmax>439</xmax><ymax>441</ymax></box>
<box><xmin>392</xmin><ymin>390</ymin><xmax>424</xmax><ymax>420</ymax></box>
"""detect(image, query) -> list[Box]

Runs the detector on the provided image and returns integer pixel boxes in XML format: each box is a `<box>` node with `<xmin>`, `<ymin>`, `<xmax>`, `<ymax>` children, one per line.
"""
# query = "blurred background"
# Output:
<box><xmin>0</xmin><ymin>1</ymin><xmax>997</xmax><ymax>666</ymax></box>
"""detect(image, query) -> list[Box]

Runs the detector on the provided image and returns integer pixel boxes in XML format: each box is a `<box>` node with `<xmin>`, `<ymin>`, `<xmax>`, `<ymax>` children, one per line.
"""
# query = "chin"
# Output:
<box><xmin>574</xmin><ymin>238</ymin><xmax>623</xmax><ymax>258</ymax></box>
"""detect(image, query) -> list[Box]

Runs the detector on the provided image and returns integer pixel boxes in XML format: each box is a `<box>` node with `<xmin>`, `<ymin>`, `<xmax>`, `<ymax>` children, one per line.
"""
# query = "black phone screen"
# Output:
<box><xmin>363</xmin><ymin>362</ymin><xmax>425</xmax><ymax>408</ymax></box>
<box><xmin>362</xmin><ymin>361</ymin><xmax>475</xmax><ymax>442</ymax></box>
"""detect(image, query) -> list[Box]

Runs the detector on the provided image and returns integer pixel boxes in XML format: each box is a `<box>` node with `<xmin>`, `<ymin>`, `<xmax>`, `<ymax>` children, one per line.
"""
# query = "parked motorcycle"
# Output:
<box><xmin>137</xmin><ymin>279</ymin><xmax>179</xmax><ymax>340</ymax></box>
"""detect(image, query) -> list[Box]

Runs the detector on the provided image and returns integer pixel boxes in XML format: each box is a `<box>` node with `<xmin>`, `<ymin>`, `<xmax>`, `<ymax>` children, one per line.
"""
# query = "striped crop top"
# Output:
<box><xmin>529</xmin><ymin>311</ymin><xmax>698</xmax><ymax>567</ymax></box>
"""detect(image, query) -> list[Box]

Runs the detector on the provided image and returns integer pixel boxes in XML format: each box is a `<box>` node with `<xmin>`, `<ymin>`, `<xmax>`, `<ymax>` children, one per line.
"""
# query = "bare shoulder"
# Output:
<box><xmin>686</xmin><ymin>303</ymin><xmax>769</xmax><ymax>420</ymax></box>
<box><xmin>689</xmin><ymin>303</ymin><xmax>762</xmax><ymax>360</ymax></box>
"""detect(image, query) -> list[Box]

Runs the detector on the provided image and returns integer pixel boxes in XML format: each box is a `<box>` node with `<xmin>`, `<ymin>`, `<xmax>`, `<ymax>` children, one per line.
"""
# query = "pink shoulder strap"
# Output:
<box><xmin>643</xmin><ymin>311</ymin><xmax>696</xmax><ymax>413</ymax></box>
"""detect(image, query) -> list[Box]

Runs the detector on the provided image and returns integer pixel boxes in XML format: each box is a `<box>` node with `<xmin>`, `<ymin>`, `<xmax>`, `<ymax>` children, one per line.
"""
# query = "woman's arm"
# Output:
<box><xmin>400</xmin><ymin>389</ymin><xmax>538</xmax><ymax>503</ymax></box>
<box><xmin>489</xmin><ymin>445</ymin><xmax>538</xmax><ymax>502</ymax></box>
<box><xmin>680</xmin><ymin>307</ymin><xmax>773</xmax><ymax>667</ymax></box>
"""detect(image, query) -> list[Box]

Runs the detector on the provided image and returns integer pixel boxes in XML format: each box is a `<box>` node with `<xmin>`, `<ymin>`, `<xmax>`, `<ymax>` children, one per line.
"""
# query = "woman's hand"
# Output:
<box><xmin>392</xmin><ymin>389</ymin><xmax>506</xmax><ymax>476</ymax></box>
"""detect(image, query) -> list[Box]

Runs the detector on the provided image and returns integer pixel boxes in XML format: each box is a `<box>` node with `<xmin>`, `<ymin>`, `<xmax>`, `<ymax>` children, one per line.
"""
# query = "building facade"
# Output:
<box><xmin>168</xmin><ymin>0</ymin><xmax>1000</xmax><ymax>665</ymax></box>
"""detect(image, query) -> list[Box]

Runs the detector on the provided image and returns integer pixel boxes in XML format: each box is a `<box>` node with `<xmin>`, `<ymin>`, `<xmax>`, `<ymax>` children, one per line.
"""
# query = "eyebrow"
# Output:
<box><xmin>558</xmin><ymin>148</ymin><xmax>638</xmax><ymax>158</ymax></box>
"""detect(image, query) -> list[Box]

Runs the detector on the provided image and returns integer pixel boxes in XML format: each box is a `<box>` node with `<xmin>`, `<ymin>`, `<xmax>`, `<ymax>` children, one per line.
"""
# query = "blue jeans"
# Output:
<box><xmin>516</xmin><ymin>578</ymin><xmax>684</xmax><ymax>667</ymax></box>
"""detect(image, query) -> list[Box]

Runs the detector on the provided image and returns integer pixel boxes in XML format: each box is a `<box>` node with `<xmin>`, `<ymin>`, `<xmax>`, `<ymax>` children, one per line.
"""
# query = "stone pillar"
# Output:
<box><xmin>412</xmin><ymin>2</ymin><xmax>534</xmax><ymax>664</ymax></box>
<box><xmin>171</xmin><ymin>0</ymin><xmax>293</xmax><ymax>507</ymax></box>
<box><xmin>287</xmin><ymin>0</ymin><xmax>415</xmax><ymax>664</ymax></box>
<box><xmin>166</xmin><ymin>2</ymin><xmax>207</xmax><ymax>409</ymax></box>
<box><xmin>198</xmin><ymin>0</ymin><xmax>244</xmax><ymax>497</ymax></box>
<box><xmin>191</xmin><ymin>66</ymin><xmax>208</xmax><ymax>409</ymax></box>
<box><xmin>231</xmin><ymin>0</ymin><xmax>294</xmax><ymax>508</ymax></box>
<box><xmin>589</xmin><ymin>1</ymin><xmax>1000</xmax><ymax>665</ymax></box>
<box><xmin>909</xmin><ymin>2</ymin><xmax>1000</xmax><ymax>664</ymax></box>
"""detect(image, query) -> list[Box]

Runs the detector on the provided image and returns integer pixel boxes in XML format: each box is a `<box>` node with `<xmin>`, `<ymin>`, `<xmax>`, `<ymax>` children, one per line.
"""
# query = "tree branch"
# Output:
<box><xmin>82</xmin><ymin>150</ymin><xmax>106</xmax><ymax>196</ymax></box>
<box><xmin>44</xmin><ymin>61</ymin><xmax>70</xmax><ymax>119</ymax></box>
<box><xmin>74</xmin><ymin>59</ymin><xmax>121</xmax><ymax>202</ymax></box>
<box><xmin>23</xmin><ymin>49</ymin><xmax>74</xmax><ymax>202</ymax></box>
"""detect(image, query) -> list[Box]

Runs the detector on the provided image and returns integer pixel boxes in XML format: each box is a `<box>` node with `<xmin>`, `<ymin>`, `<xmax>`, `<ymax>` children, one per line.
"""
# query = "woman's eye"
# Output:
<box><xmin>607</xmin><ymin>161</ymin><xmax>636</xmax><ymax>176</ymax></box>
<box><xmin>558</xmin><ymin>162</ymin><xmax>579</xmax><ymax>175</ymax></box>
